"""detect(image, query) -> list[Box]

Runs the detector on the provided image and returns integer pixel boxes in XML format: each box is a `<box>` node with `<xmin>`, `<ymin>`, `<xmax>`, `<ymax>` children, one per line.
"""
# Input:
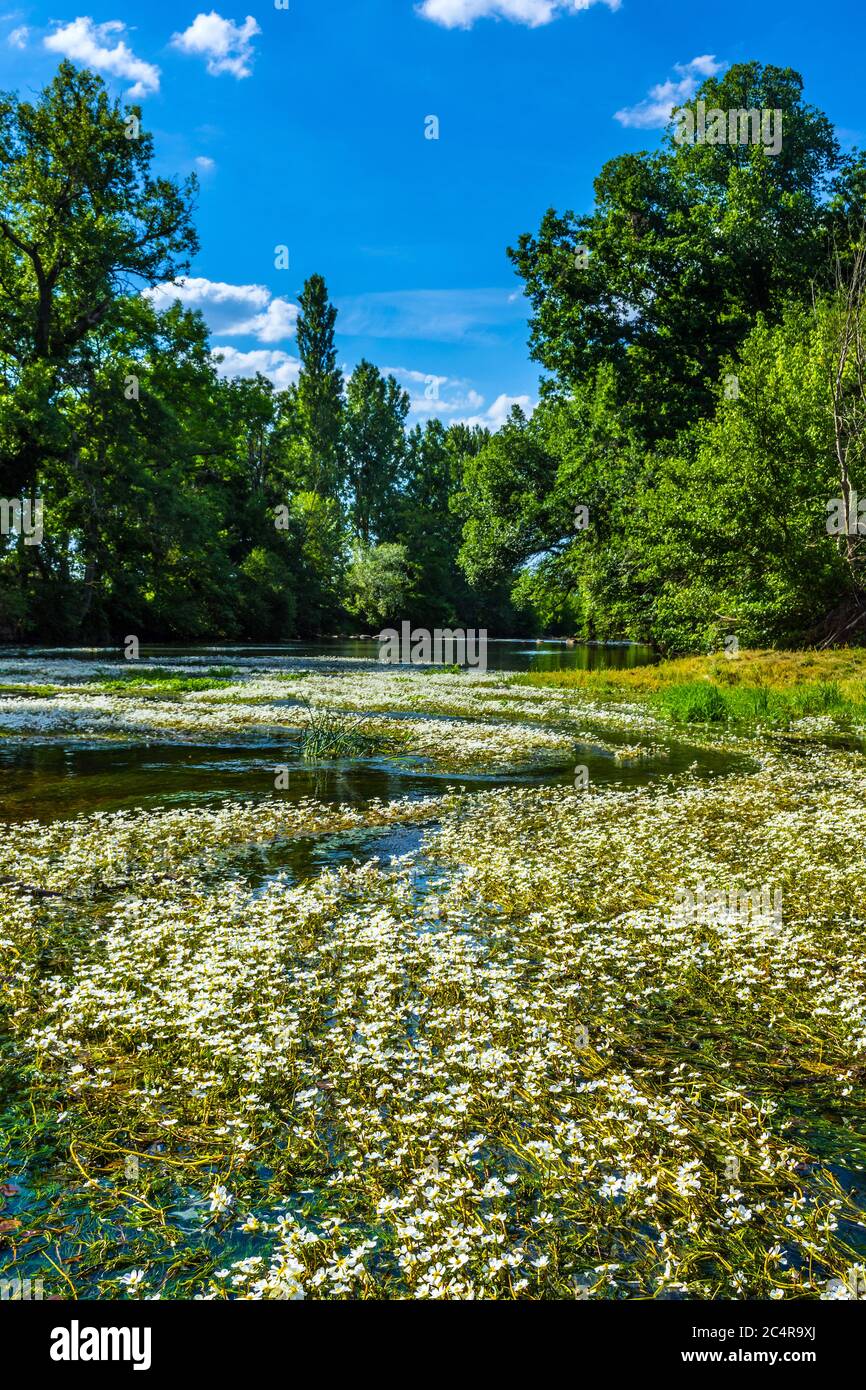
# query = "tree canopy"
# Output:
<box><xmin>3</xmin><ymin>59</ymin><xmax>866</xmax><ymax>652</ymax></box>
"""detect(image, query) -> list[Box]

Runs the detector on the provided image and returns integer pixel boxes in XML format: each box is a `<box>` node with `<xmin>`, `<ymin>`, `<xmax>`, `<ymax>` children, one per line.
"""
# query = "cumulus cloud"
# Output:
<box><xmin>211</xmin><ymin>345</ymin><xmax>300</xmax><ymax>390</ymax></box>
<box><xmin>384</xmin><ymin>366</ymin><xmax>532</xmax><ymax>430</ymax></box>
<box><xmin>385</xmin><ymin>365</ymin><xmax>484</xmax><ymax>418</ymax></box>
<box><xmin>44</xmin><ymin>18</ymin><xmax>161</xmax><ymax>99</ymax></box>
<box><xmin>195</xmin><ymin>155</ymin><xmax>217</xmax><ymax>174</ymax></box>
<box><xmin>227</xmin><ymin>296</ymin><xmax>298</xmax><ymax>343</ymax></box>
<box><xmin>615</xmin><ymin>55</ymin><xmax>726</xmax><ymax>129</ymax></box>
<box><xmin>417</xmin><ymin>0</ymin><xmax>619</xmax><ymax>30</ymax></box>
<box><xmin>144</xmin><ymin>277</ymin><xmax>298</xmax><ymax>344</ymax></box>
<box><xmin>146</xmin><ymin>277</ymin><xmax>269</xmax><ymax>310</ymax></box>
<box><xmin>171</xmin><ymin>12</ymin><xmax>261</xmax><ymax>79</ymax></box>
<box><xmin>460</xmin><ymin>392</ymin><xmax>534</xmax><ymax>429</ymax></box>
<box><xmin>7</xmin><ymin>25</ymin><xmax>28</xmax><ymax>49</ymax></box>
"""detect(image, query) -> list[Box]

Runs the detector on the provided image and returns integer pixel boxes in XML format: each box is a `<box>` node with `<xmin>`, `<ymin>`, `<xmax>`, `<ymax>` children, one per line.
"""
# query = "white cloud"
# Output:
<box><xmin>144</xmin><ymin>277</ymin><xmax>298</xmax><ymax>344</ymax></box>
<box><xmin>171</xmin><ymin>12</ymin><xmax>261</xmax><ymax>79</ymax></box>
<box><xmin>44</xmin><ymin>18</ymin><xmax>161</xmax><ymax>99</ymax></box>
<box><xmin>684</xmin><ymin>55</ymin><xmax>725</xmax><ymax>78</ymax></box>
<box><xmin>615</xmin><ymin>55</ymin><xmax>726</xmax><ymax>130</ymax></box>
<box><xmin>417</xmin><ymin>0</ymin><xmax>619</xmax><ymax>30</ymax></box>
<box><xmin>383</xmin><ymin>364</ymin><xmax>481</xmax><ymax>418</ymax></box>
<box><xmin>146</xmin><ymin>277</ymin><xmax>270</xmax><ymax>311</ymax></box>
<box><xmin>211</xmin><ymin>345</ymin><xmax>300</xmax><ymax>390</ymax></box>
<box><xmin>460</xmin><ymin>392</ymin><xmax>534</xmax><ymax>429</ymax></box>
<box><xmin>384</xmin><ymin>366</ymin><xmax>532</xmax><ymax>430</ymax></box>
<box><xmin>384</xmin><ymin>366</ymin><xmax>448</xmax><ymax>388</ymax></box>
<box><xmin>7</xmin><ymin>24</ymin><xmax>28</xmax><ymax>48</ymax></box>
<box><xmin>195</xmin><ymin>155</ymin><xmax>217</xmax><ymax>174</ymax></box>
<box><xmin>226</xmin><ymin>296</ymin><xmax>298</xmax><ymax>344</ymax></box>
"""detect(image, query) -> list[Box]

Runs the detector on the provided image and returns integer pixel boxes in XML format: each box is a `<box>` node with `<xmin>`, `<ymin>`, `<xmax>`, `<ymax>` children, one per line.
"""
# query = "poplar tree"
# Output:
<box><xmin>292</xmin><ymin>274</ymin><xmax>345</xmax><ymax>498</ymax></box>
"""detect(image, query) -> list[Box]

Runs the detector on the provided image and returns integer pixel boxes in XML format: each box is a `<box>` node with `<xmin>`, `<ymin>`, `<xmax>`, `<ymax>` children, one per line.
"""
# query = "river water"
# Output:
<box><xmin>0</xmin><ymin>640</ymin><xmax>749</xmax><ymax>828</ymax></box>
<box><xmin>0</xmin><ymin>636</ymin><xmax>655</xmax><ymax>673</ymax></box>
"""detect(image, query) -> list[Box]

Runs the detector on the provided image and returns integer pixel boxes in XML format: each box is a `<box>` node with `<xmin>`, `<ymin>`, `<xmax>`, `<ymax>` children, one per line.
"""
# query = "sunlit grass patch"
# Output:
<box><xmin>657</xmin><ymin>682</ymin><xmax>729</xmax><ymax>724</ymax></box>
<box><xmin>655</xmin><ymin>677</ymin><xmax>862</xmax><ymax>729</ymax></box>
<box><xmin>516</xmin><ymin>649</ymin><xmax>866</xmax><ymax>732</ymax></box>
<box><xmin>93</xmin><ymin>667</ymin><xmax>236</xmax><ymax>695</ymax></box>
<box><xmin>516</xmin><ymin>646</ymin><xmax>866</xmax><ymax>695</ymax></box>
<box><xmin>0</xmin><ymin>683</ymin><xmax>56</xmax><ymax>697</ymax></box>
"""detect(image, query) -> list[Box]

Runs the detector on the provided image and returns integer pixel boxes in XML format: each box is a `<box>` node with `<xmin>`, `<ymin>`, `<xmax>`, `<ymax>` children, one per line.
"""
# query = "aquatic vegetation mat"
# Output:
<box><xmin>1</xmin><ymin>729</ymin><xmax>864</xmax><ymax>1299</ymax></box>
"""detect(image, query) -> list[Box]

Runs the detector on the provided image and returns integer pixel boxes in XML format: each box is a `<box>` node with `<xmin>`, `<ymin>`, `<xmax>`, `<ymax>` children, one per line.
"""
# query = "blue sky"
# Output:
<box><xmin>1</xmin><ymin>0</ymin><xmax>863</xmax><ymax>427</ymax></box>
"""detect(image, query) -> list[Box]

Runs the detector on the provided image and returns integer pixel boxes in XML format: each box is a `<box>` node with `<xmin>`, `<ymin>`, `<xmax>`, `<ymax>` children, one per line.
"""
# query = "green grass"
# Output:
<box><xmin>516</xmin><ymin>646</ymin><xmax>866</xmax><ymax>695</ymax></box>
<box><xmin>93</xmin><ymin>667</ymin><xmax>235</xmax><ymax>694</ymax></box>
<box><xmin>514</xmin><ymin>648</ymin><xmax>866</xmax><ymax>731</ymax></box>
<box><xmin>656</xmin><ymin>682</ymin><xmax>729</xmax><ymax>724</ymax></box>
<box><xmin>656</xmin><ymin>677</ymin><xmax>861</xmax><ymax>729</ymax></box>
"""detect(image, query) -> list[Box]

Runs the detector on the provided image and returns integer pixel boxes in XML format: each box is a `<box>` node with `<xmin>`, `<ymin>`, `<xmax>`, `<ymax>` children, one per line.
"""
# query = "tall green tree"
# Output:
<box><xmin>345</xmin><ymin>541</ymin><xmax>413</xmax><ymax>629</ymax></box>
<box><xmin>290</xmin><ymin>274</ymin><xmax>345</xmax><ymax>498</ymax></box>
<box><xmin>0</xmin><ymin>62</ymin><xmax>198</xmax><ymax>496</ymax></box>
<box><xmin>457</xmin><ymin>377</ymin><xmax>644</xmax><ymax>638</ymax></box>
<box><xmin>344</xmin><ymin>360</ymin><xmax>409</xmax><ymax>542</ymax></box>
<box><xmin>509</xmin><ymin>62</ymin><xmax>849</xmax><ymax>441</ymax></box>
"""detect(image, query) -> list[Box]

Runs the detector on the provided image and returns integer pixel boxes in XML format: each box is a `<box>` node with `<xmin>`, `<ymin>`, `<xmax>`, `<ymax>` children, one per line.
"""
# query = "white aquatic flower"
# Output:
<box><xmin>4</xmin><ymin>661</ymin><xmax>866</xmax><ymax>1300</ymax></box>
<box><xmin>208</xmin><ymin>1184</ymin><xmax>235</xmax><ymax>1215</ymax></box>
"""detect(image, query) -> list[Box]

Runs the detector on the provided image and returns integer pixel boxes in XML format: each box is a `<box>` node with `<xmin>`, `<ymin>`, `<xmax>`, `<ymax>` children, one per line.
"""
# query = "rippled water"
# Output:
<box><xmin>0</xmin><ymin>734</ymin><xmax>746</xmax><ymax>823</ymax></box>
<box><xmin>0</xmin><ymin>635</ymin><xmax>755</xmax><ymax>908</ymax></box>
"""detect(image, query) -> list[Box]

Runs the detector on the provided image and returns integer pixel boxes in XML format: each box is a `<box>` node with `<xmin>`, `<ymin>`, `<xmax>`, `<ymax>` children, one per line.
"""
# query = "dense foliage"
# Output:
<box><xmin>0</xmin><ymin>64</ymin><xmax>511</xmax><ymax>642</ymax></box>
<box><xmin>462</xmin><ymin>62</ymin><xmax>866</xmax><ymax>651</ymax></box>
<box><xmin>4</xmin><ymin>60</ymin><xmax>866</xmax><ymax>649</ymax></box>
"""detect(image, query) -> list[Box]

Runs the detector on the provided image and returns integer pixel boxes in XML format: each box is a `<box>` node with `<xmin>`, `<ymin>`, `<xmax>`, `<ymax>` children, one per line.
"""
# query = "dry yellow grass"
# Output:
<box><xmin>515</xmin><ymin>647</ymin><xmax>866</xmax><ymax>700</ymax></box>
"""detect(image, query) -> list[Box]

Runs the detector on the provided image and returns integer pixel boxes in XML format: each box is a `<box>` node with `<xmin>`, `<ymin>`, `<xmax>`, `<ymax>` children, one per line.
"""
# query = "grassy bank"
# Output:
<box><xmin>3</xmin><ymin>744</ymin><xmax>865</xmax><ymax>1300</ymax></box>
<box><xmin>515</xmin><ymin>648</ymin><xmax>866</xmax><ymax>729</ymax></box>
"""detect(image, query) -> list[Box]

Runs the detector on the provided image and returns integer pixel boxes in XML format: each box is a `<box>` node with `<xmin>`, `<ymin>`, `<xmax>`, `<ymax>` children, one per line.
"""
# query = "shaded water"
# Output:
<box><xmin>0</xmin><ymin>637</ymin><xmax>656</xmax><ymax>674</ymax></box>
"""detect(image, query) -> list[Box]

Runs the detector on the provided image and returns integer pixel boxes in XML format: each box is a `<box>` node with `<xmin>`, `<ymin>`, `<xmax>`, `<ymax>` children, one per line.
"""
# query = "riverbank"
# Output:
<box><xmin>516</xmin><ymin>647</ymin><xmax>866</xmax><ymax>734</ymax></box>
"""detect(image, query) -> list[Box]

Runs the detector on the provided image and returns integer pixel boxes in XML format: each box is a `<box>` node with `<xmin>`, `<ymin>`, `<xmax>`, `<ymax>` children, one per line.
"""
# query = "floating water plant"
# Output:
<box><xmin>1</xmin><ymin>651</ymin><xmax>865</xmax><ymax>1300</ymax></box>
